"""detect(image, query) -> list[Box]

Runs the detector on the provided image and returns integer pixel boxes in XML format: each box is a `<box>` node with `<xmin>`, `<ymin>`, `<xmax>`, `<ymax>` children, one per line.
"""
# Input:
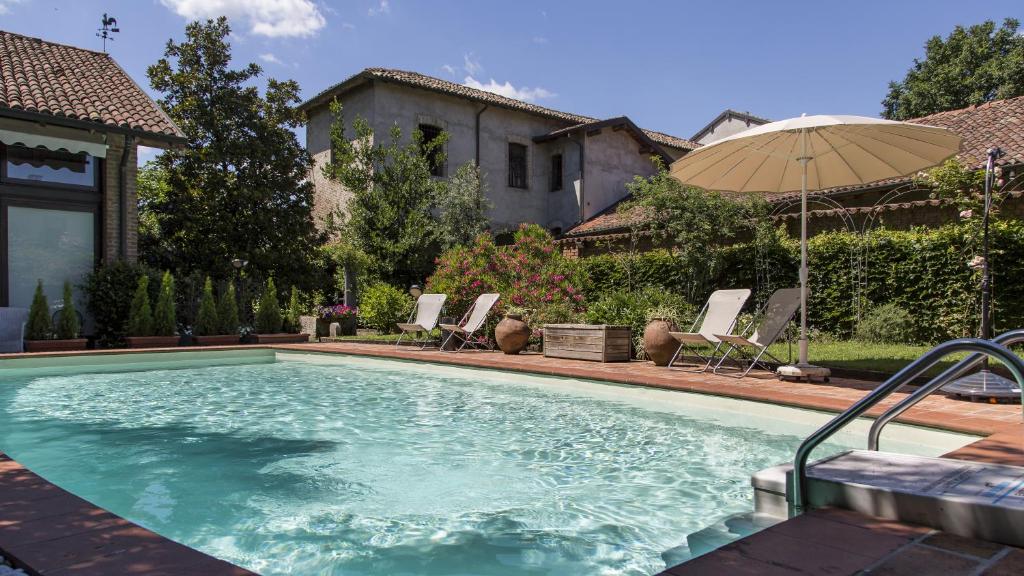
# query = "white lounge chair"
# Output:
<box><xmin>0</xmin><ymin>307</ymin><xmax>29</xmax><ymax>353</ymax></box>
<box><xmin>396</xmin><ymin>293</ymin><xmax>447</xmax><ymax>349</ymax></box>
<box><xmin>439</xmin><ymin>293</ymin><xmax>500</xmax><ymax>352</ymax></box>
<box><xmin>668</xmin><ymin>288</ymin><xmax>751</xmax><ymax>371</ymax></box>
<box><xmin>713</xmin><ymin>287</ymin><xmax>801</xmax><ymax>378</ymax></box>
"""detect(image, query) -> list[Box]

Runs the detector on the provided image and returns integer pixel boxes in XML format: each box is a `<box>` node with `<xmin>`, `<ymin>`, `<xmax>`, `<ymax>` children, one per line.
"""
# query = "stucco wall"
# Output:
<box><xmin>581</xmin><ymin>128</ymin><xmax>661</xmax><ymax>221</ymax></box>
<box><xmin>696</xmin><ymin>115</ymin><xmax>764</xmax><ymax>145</ymax></box>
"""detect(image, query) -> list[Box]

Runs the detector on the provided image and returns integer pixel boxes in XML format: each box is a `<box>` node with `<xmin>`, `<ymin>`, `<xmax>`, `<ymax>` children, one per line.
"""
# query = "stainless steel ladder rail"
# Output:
<box><xmin>790</xmin><ymin>338</ymin><xmax>1024</xmax><ymax>513</ymax></box>
<box><xmin>867</xmin><ymin>328</ymin><xmax>1024</xmax><ymax>451</ymax></box>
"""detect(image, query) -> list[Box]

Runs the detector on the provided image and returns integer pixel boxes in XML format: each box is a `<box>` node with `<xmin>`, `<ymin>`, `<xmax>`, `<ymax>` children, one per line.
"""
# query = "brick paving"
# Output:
<box><xmin>2</xmin><ymin>342</ymin><xmax>1024</xmax><ymax>575</ymax></box>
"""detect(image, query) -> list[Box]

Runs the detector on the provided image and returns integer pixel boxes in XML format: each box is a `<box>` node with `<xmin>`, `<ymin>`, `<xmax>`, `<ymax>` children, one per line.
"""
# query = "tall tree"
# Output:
<box><xmin>882</xmin><ymin>18</ymin><xmax>1024</xmax><ymax>120</ymax></box>
<box><xmin>144</xmin><ymin>17</ymin><xmax>323</xmax><ymax>290</ymax></box>
<box><xmin>323</xmin><ymin>101</ymin><xmax>448</xmax><ymax>286</ymax></box>
<box><xmin>434</xmin><ymin>162</ymin><xmax>491</xmax><ymax>252</ymax></box>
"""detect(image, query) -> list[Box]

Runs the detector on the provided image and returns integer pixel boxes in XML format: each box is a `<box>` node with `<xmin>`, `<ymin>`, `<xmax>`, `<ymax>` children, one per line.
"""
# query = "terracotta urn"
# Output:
<box><xmin>495</xmin><ymin>314</ymin><xmax>530</xmax><ymax>355</ymax></box>
<box><xmin>643</xmin><ymin>318</ymin><xmax>677</xmax><ymax>366</ymax></box>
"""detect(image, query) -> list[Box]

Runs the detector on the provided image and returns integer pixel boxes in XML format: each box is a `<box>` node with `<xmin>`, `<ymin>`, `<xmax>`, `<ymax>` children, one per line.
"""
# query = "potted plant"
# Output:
<box><xmin>495</xmin><ymin>306</ymin><xmax>531</xmax><ymax>355</ymax></box>
<box><xmin>125</xmin><ymin>272</ymin><xmax>180</xmax><ymax>348</ymax></box>
<box><xmin>24</xmin><ymin>280</ymin><xmax>88</xmax><ymax>352</ymax></box>
<box><xmin>251</xmin><ymin>278</ymin><xmax>307</xmax><ymax>343</ymax></box>
<box><xmin>316</xmin><ymin>304</ymin><xmax>358</xmax><ymax>337</ymax></box>
<box><xmin>192</xmin><ymin>277</ymin><xmax>240</xmax><ymax>345</ymax></box>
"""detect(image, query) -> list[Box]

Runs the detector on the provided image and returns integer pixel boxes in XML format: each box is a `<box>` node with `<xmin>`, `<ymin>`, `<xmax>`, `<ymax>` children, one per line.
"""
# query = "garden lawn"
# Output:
<box><xmin>765</xmin><ymin>340</ymin><xmax>975</xmax><ymax>376</ymax></box>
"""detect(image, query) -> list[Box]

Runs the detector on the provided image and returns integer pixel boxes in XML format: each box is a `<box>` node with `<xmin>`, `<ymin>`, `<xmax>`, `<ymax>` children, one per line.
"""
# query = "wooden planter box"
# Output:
<box><xmin>125</xmin><ymin>336</ymin><xmax>181</xmax><ymax>349</ymax></box>
<box><xmin>250</xmin><ymin>333</ymin><xmax>309</xmax><ymax>344</ymax></box>
<box><xmin>24</xmin><ymin>338</ymin><xmax>89</xmax><ymax>353</ymax></box>
<box><xmin>542</xmin><ymin>324</ymin><xmax>631</xmax><ymax>362</ymax></box>
<box><xmin>191</xmin><ymin>334</ymin><xmax>241</xmax><ymax>346</ymax></box>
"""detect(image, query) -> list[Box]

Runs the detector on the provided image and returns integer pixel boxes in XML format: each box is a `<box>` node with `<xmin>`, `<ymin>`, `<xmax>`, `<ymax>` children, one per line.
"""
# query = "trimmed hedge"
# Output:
<box><xmin>578</xmin><ymin>221</ymin><xmax>1024</xmax><ymax>343</ymax></box>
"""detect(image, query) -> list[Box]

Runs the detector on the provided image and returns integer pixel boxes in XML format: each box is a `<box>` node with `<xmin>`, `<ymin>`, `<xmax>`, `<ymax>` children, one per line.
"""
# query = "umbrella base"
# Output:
<box><xmin>942</xmin><ymin>370</ymin><xmax>1021</xmax><ymax>402</ymax></box>
<box><xmin>777</xmin><ymin>363</ymin><xmax>831</xmax><ymax>383</ymax></box>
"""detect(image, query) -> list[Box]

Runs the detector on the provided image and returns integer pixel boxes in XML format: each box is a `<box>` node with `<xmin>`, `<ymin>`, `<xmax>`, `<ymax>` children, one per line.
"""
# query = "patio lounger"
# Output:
<box><xmin>712</xmin><ymin>287</ymin><xmax>801</xmax><ymax>378</ymax></box>
<box><xmin>668</xmin><ymin>289</ymin><xmax>751</xmax><ymax>371</ymax></box>
<box><xmin>396</xmin><ymin>293</ymin><xmax>447</xmax><ymax>349</ymax></box>
<box><xmin>0</xmin><ymin>307</ymin><xmax>29</xmax><ymax>353</ymax></box>
<box><xmin>439</xmin><ymin>293</ymin><xmax>500</xmax><ymax>352</ymax></box>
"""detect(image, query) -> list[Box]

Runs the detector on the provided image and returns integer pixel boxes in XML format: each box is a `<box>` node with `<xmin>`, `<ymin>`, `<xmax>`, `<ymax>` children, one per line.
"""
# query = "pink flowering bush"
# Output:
<box><xmin>318</xmin><ymin>304</ymin><xmax>358</xmax><ymax>320</ymax></box>
<box><xmin>427</xmin><ymin>224</ymin><xmax>585</xmax><ymax>328</ymax></box>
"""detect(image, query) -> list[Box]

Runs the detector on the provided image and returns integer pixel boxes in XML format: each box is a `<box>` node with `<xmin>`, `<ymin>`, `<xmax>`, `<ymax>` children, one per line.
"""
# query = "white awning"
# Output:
<box><xmin>0</xmin><ymin>122</ymin><xmax>107</xmax><ymax>158</ymax></box>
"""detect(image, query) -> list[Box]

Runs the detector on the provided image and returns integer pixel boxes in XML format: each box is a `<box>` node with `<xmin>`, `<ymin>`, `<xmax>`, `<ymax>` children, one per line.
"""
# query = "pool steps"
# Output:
<box><xmin>677</xmin><ymin>511</ymin><xmax>782</xmax><ymax>562</ymax></box>
<box><xmin>752</xmin><ymin>449</ymin><xmax>1024</xmax><ymax>547</ymax></box>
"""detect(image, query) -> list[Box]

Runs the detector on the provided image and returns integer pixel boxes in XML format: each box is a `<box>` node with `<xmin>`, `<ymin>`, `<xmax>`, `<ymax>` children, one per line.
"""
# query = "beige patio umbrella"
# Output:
<box><xmin>670</xmin><ymin>115</ymin><xmax>960</xmax><ymax>380</ymax></box>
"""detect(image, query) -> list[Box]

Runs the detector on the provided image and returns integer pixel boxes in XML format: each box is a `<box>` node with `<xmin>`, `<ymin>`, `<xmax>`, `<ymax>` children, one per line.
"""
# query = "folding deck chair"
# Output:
<box><xmin>713</xmin><ymin>287</ymin><xmax>801</xmax><ymax>378</ymax></box>
<box><xmin>396</xmin><ymin>293</ymin><xmax>447</xmax><ymax>349</ymax></box>
<box><xmin>439</xmin><ymin>293</ymin><xmax>500</xmax><ymax>352</ymax></box>
<box><xmin>668</xmin><ymin>288</ymin><xmax>751</xmax><ymax>371</ymax></box>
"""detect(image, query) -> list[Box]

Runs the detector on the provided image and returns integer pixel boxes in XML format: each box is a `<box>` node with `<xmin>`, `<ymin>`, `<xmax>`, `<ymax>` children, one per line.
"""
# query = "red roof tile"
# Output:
<box><xmin>0</xmin><ymin>30</ymin><xmax>183</xmax><ymax>140</ymax></box>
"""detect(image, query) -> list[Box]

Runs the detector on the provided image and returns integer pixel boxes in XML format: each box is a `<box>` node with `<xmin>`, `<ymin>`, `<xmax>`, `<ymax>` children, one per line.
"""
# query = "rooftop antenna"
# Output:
<box><xmin>97</xmin><ymin>13</ymin><xmax>119</xmax><ymax>52</ymax></box>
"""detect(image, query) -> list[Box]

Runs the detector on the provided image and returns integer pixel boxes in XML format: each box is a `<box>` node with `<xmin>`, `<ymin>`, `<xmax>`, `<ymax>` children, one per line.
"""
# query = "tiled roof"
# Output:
<box><xmin>0</xmin><ymin>30</ymin><xmax>183</xmax><ymax>140</ymax></box>
<box><xmin>300</xmin><ymin>67</ymin><xmax>699</xmax><ymax>151</ymax></box>
<box><xmin>565</xmin><ymin>96</ymin><xmax>1024</xmax><ymax>239</ymax></box>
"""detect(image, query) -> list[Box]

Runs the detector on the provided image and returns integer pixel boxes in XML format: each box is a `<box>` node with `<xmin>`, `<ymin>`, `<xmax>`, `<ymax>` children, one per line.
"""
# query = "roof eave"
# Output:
<box><xmin>0</xmin><ymin>107</ymin><xmax>187</xmax><ymax>147</ymax></box>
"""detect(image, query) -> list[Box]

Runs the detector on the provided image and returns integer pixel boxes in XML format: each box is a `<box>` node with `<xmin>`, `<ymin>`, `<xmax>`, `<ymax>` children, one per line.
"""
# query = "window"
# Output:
<box><xmin>419</xmin><ymin>124</ymin><xmax>444</xmax><ymax>177</ymax></box>
<box><xmin>2</xmin><ymin>145</ymin><xmax>97</xmax><ymax>189</ymax></box>
<box><xmin>550</xmin><ymin>153</ymin><xmax>563</xmax><ymax>191</ymax></box>
<box><xmin>508</xmin><ymin>143</ymin><xmax>527</xmax><ymax>189</ymax></box>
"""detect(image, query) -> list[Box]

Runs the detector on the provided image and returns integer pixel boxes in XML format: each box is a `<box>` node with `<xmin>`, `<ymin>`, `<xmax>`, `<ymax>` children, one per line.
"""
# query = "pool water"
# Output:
<box><xmin>0</xmin><ymin>352</ymin><xmax>974</xmax><ymax>575</ymax></box>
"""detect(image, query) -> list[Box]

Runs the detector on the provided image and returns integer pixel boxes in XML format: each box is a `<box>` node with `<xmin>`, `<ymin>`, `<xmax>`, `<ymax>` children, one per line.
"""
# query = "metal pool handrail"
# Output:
<box><xmin>867</xmin><ymin>328</ymin><xmax>1024</xmax><ymax>451</ymax></box>
<box><xmin>789</xmin><ymin>338</ymin><xmax>1024</xmax><ymax>513</ymax></box>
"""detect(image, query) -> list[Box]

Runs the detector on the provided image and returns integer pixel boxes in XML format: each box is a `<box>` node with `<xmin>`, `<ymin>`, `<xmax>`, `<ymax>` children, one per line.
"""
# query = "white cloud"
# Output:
<box><xmin>160</xmin><ymin>0</ymin><xmax>326</xmax><ymax>38</ymax></box>
<box><xmin>259</xmin><ymin>52</ymin><xmax>284</xmax><ymax>65</ymax></box>
<box><xmin>441</xmin><ymin>64</ymin><xmax>457</xmax><ymax>76</ymax></box>
<box><xmin>463</xmin><ymin>76</ymin><xmax>555</xmax><ymax>102</ymax></box>
<box><xmin>137</xmin><ymin>146</ymin><xmax>162</xmax><ymax>167</ymax></box>
<box><xmin>0</xmin><ymin>0</ymin><xmax>25</xmax><ymax>15</ymax></box>
<box><xmin>532</xmin><ymin>36</ymin><xmax>548</xmax><ymax>45</ymax></box>
<box><xmin>368</xmin><ymin>0</ymin><xmax>390</xmax><ymax>16</ymax></box>
<box><xmin>463</xmin><ymin>52</ymin><xmax>483</xmax><ymax>76</ymax></box>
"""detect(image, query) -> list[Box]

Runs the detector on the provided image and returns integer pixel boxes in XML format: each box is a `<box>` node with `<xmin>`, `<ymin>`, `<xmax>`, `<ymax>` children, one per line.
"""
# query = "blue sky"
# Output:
<box><xmin>2</xmin><ymin>0</ymin><xmax>1021</xmax><ymax>164</ymax></box>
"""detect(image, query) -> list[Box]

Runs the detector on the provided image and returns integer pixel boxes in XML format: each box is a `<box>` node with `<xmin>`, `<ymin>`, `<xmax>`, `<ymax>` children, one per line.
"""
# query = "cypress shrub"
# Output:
<box><xmin>26</xmin><ymin>280</ymin><xmax>51</xmax><ymax>340</ymax></box>
<box><xmin>217</xmin><ymin>282</ymin><xmax>240</xmax><ymax>335</ymax></box>
<box><xmin>194</xmin><ymin>277</ymin><xmax>219</xmax><ymax>336</ymax></box>
<box><xmin>128</xmin><ymin>275</ymin><xmax>154</xmax><ymax>337</ymax></box>
<box><xmin>284</xmin><ymin>285</ymin><xmax>302</xmax><ymax>333</ymax></box>
<box><xmin>255</xmin><ymin>277</ymin><xmax>282</xmax><ymax>334</ymax></box>
<box><xmin>56</xmin><ymin>281</ymin><xmax>80</xmax><ymax>340</ymax></box>
<box><xmin>153</xmin><ymin>271</ymin><xmax>177</xmax><ymax>337</ymax></box>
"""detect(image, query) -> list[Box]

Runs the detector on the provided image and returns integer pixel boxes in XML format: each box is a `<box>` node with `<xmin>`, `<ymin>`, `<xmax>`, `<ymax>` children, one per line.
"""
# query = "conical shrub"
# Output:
<box><xmin>153</xmin><ymin>271</ymin><xmax>177</xmax><ymax>337</ymax></box>
<box><xmin>254</xmin><ymin>277</ymin><xmax>281</xmax><ymax>334</ymax></box>
<box><xmin>26</xmin><ymin>280</ymin><xmax>52</xmax><ymax>340</ymax></box>
<box><xmin>218</xmin><ymin>282</ymin><xmax>240</xmax><ymax>335</ymax></box>
<box><xmin>128</xmin><ymin>275</ymin><xmax>153</xmax><ymax>337</ymax></box>
<box><xmin>195</xmin><ymin>277</ymin><xmax>220</xmax><ymax>336</ymax></box>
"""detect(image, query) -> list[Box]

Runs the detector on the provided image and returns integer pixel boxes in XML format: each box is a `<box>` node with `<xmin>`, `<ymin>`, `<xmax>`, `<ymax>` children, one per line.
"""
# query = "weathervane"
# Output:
<box><xmin>96</xmin><ymin>13</ymin><xmax>119</xmax><ymax>52</ymax></box>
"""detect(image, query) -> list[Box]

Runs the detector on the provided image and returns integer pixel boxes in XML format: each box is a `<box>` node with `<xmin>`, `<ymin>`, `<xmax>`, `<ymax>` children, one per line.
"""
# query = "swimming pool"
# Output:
<box><xmin>0</xmin><ymin>351</ymin><xmax>975</xmax><ymax>575</ymax></box>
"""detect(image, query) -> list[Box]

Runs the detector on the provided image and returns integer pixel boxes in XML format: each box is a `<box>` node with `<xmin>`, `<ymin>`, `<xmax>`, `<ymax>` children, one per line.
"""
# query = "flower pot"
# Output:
<box><xmin>251</xmin><ymin>333</ymin><xmax>309</xmax><ymax>344</ymax></box>
<box><xmin>24</xmin><ymin>338</ymin><xmax>89</xmax><ymax>353</ymax></box>
<box><xmin>125</xmin><ymin>335</ymin><xmax>181</xmax><ymax>349</ymax></box>
<box><xmin>495</xmin><ymin>314</ymin><xmax>530</xmax><ymax>355</ymax></box>
<box><xmin>643</xmin><ymin>318</ymin><xmax>678</xmax><ymax>366</ymax></box>
<box><xmin>191</xmin><ymin>334</ymin><xmax>241</xmax><ymax>346</ymax></box>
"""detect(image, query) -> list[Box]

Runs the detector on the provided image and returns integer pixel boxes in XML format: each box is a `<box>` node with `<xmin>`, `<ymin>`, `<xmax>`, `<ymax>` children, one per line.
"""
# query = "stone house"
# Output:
<box><xmin>298</xmin><ymin>68</ymin><xmax>698</xmax><ymax>235</ymax></box>
<box><xmin>560</xmin><ymin>96</ymin><xmax>1024</xmax><ymax>256</ymax></box>
<box><xmin>0</xmin><ymin>30</ymin><xmax>184</xmax><ymax>317</ymax></box>
<box><xmin>690</xmin><ymin>109</ymin><xmax>770</xmax><ymax>146</ymax></box>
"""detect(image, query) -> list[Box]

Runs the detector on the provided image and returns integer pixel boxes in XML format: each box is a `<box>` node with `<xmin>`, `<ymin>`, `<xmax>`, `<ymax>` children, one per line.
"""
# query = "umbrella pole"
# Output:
<box><xmin>777</xmin><ymin>128</ymin><xmax>831</xmax><ymax>382</ymax></box>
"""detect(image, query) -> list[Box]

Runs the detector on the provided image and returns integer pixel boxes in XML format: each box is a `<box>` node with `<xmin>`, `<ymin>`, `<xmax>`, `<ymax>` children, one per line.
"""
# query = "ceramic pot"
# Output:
<box><xmin>643</xmin><ymin>318</ymin><xmax>677</xmax><ymax>366</ymax></box>
<box><xmin>495</xmin><ymin>314</ymin><xmax>530</xmax><ymax>355</ymax></box>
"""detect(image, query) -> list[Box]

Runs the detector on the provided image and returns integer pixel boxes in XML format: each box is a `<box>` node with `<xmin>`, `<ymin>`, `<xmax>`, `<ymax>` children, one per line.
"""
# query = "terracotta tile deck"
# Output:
<box><xmin>3</xmin><ymin>342</ymin><xmax>1024</xmax><ymax>575</ymax></box>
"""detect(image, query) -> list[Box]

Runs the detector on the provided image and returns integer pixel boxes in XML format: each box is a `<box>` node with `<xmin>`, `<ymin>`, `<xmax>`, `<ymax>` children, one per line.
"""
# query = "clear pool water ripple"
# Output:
<box><xmin>0</xmin><ymin>353</ymin><xmax>971</xmax><ymax>575</ymax></box>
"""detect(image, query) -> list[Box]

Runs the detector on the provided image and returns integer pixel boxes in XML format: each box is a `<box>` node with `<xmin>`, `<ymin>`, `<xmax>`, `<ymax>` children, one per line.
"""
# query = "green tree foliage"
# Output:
<box><xmin>144</xmin><ymin>17</ymin><xmax>324</xmax><ymax>291</ymax></box>
<box><xmin>128</xmin><ymin>275</ymin><xmax>154</xmax><ymax>337</ymax></box>
<box><xmin>195</xmin><ymin>277</ymin><xmax>220</xmax><ymax>336</ymax></box>
<box><xmin>323</xmin><ymin>101</ymin><xmax>448</xmax><ymax>286</ymax></box>
<box><xmin>621</xmin><ymin>160</ymin><xmax>765</xmax><ymax>302</ymax></box>
<box><xmin>153</xmin><ymin>271</ymin><xmax>177</xmax><ymax>337</ymax></box>
<box><xmin>255</xmin><ymin>277</ymin><xmax>282</xmax><ymax>334</ymax></box>
<box><xmin>434</xmin><ymin>162</ymin><xmax>492</xmax><ymax>252</ymax></box>
<box><xmin>358</xmin><ymin>283</ymin><xmax>411</xmax><ymax>334</ymax></box>
<box><xmin>26</xmin><ymin>280</ymin><xmax>51</xmax><ymax>340</ymax></box>
<box><xmin>882</xmin><ymin>18</ymin><xmax>1024</xmax><ymax>119</ymax></box>
<box><xmin>856</xmin><ymin>303</ymin><xmax>916</xmax><ymax>344</ymax></box>
<box><xmin>84</xmin><ymin>261</ymin><xmax>152</xmax><ymax>347</ymax></box>
<box><xmin>217</xmin><ymin>282</ymin><xmax>240</xmax><ymax>335</ymax></box>
<box><xmin>284</xmin><ymin>285</ymin><xmax>302</xmax><ymax>333</ymax></box>
<box><xmin>56</xmin><ymin>281</ymin><xmax>80</xmax><ymax>340</ymax></box>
